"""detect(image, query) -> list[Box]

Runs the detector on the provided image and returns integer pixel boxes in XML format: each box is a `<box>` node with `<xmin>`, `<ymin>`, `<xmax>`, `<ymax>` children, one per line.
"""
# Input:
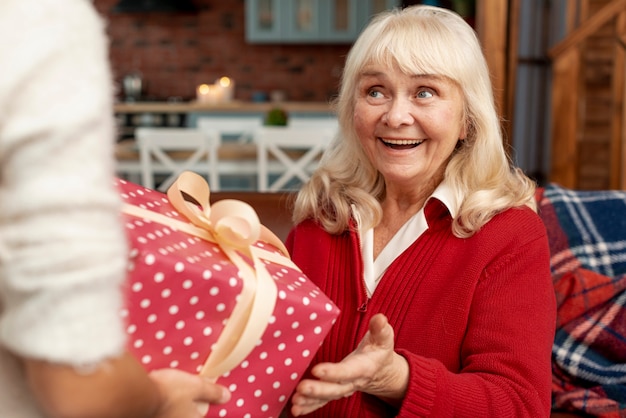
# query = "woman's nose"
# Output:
<box><xmin>383</xmin><ymin>98</ymin><xmax>415</xmax><ymax>127</ymax></box>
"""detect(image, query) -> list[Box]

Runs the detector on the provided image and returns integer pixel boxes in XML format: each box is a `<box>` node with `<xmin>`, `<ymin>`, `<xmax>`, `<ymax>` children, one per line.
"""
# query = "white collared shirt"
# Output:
<box><xmin>355</xmin><ymin>182</ymin><xmax>459</xmax><ymax>297</ymax></box>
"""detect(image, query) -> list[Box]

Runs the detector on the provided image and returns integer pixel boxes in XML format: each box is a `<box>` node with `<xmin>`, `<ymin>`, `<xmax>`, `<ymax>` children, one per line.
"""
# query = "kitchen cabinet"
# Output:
<box><xmin>245</xmin><ymin>0</ymin><xmax>401</xmax><ymax>44</ymax></box>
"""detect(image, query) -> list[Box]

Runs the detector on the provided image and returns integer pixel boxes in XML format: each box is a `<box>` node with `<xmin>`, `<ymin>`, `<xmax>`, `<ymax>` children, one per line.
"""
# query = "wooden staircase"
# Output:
<box><xmin>549</xmin><ymin>0</ymin><xmax>626</xmax><ymax>190</ymax></box>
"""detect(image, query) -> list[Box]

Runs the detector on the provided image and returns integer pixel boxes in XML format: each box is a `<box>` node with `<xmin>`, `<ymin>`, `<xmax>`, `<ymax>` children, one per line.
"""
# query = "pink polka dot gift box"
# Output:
<box><xmin>116</xmin><ymin>172</ymin><xmax>340</xmax><ymax>418</ymax></box>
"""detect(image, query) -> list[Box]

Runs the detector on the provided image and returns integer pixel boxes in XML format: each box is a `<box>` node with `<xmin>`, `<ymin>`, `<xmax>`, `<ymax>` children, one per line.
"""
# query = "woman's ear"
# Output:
<box><xmin>459</xmin><ymin>113</ymin><xmax>474</xmax><ymax>142</ymax></box>
<box><xmin>459</xmin><ymin>119</ymin><xmax>469</xmax><ymax>141</ymax></box>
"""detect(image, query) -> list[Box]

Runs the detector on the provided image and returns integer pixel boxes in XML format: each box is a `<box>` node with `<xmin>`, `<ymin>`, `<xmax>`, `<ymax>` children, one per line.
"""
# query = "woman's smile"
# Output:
<box><xmin>379</xmin><ymin>137</ymin><xmax>425</xmax><ymax>150</ymax></box>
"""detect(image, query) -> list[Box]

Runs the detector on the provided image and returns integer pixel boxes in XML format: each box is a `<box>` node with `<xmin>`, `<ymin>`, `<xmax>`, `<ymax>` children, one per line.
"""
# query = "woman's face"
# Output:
<box><xmin>353</xmin><ymin>63</ymin><xmax>467</xmax><ymax>191</ymax></box>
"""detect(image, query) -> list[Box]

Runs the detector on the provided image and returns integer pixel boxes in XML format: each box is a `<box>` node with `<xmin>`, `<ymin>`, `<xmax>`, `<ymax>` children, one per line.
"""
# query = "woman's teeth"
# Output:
<box><xmin>381</xmin><ymin>138</ymin><xmax>424</xmax><ymax>146</ymax></box>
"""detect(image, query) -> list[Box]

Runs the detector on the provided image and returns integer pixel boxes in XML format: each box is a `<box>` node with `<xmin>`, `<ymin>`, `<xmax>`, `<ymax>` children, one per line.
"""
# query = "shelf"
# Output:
<box><xmin>114</xmin><ymin>101</ymin><xmax>334</xmax><ymax>114</ymax></box>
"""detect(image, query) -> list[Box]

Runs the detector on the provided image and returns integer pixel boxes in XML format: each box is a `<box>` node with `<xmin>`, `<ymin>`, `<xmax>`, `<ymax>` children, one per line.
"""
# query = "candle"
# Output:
<box><xmin>216</xmin><ymin>76</ymin><xmax>235</xmax><ymax>102</ymax></box>
<box><xmin>196</xmin><ymin>83</ymin><xmax>222</xmax><ymax>104</ymax></box>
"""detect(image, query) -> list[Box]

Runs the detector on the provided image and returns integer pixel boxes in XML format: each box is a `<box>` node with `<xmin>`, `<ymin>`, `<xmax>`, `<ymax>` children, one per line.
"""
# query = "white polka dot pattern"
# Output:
<box><xmin>116</xmin><ymin>179</ymin><xmax>340</xmax><ymax>418</ymax></box>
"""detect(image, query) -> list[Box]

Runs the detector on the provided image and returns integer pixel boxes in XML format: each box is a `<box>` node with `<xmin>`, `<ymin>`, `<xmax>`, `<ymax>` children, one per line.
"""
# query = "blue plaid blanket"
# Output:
<box><xmin>538</xmin><ymin>184</ymin><xmax>626</xmax><ymax>417</ymax></box>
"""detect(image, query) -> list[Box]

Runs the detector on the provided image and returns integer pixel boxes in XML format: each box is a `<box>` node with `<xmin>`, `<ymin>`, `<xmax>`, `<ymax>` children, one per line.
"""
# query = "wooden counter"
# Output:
<box><xmin>114</xmin><ymin>101</ymin><xmax>335</xmax><ymax>114</ymax></box>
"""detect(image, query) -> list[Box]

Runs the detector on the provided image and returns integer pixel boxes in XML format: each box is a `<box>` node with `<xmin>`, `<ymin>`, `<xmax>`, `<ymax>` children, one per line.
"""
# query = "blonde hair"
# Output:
<box><xmin>293</xmin><ymin>5</ymin><xmax>536</xmax><ymax>237</ymax></box>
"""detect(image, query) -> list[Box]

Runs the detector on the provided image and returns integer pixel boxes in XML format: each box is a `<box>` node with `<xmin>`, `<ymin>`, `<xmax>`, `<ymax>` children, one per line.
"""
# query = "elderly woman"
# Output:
<box><xmin>286</xmin><ymin>5</ymin><xmax>556</xmax><ymax>418</ymax></box>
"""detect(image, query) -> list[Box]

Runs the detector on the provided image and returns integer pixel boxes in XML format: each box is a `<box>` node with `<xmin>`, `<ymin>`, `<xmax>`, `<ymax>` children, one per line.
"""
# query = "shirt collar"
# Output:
<box><xmin>354</xmin><ymin>179</ymin><xmax>458</xmax><ymax>297</ymax></box>
<box><xmin>426</xmin><ymin>179</ymin><xmax>459</xmax><ymax>219</ymax></box>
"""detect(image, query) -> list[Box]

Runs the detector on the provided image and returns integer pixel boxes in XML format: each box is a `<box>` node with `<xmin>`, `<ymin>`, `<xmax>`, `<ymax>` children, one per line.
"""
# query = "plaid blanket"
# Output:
<box><xmin>537</xmin><ymin>184</ymin><xmax>626</xmax><ymax>417</ymax></box>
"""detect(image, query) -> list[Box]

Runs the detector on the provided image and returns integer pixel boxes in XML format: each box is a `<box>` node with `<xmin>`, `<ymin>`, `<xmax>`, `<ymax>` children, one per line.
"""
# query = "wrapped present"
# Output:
<box><xmin>116</xmin><ymin>172</ymin><xmax>340</xmax><ymax>418</ymax></box>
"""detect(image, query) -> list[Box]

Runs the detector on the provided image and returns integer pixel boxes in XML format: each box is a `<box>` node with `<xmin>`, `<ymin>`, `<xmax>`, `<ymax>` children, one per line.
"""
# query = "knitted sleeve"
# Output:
<box><xmin>0</xmin><ymin>0</ymin><xmax>128</xmax><ymax>366</ymax></box>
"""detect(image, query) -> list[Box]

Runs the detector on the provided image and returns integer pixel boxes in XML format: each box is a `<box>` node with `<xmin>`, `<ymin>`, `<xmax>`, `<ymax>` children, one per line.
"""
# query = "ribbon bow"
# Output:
<box><xmin>167</xmin><ymin>171</ymin><xmax>289</xmax><ymax>258</ymax></box>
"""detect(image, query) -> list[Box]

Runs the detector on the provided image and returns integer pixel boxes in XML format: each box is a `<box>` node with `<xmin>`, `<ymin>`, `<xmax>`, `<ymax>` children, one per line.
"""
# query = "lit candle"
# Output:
<box><xmin>216</xmin><ymin>76</ymin><xmax>235</xmax><ymax>102</ymax></box>
<box><xmin>196</xmin><ymin>83</ymin><xmax>222</xmax><ymax>104</ymax></box>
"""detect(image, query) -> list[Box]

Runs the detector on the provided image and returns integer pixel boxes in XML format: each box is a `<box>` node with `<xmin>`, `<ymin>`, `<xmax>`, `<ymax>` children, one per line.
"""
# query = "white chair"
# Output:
<box><xmin>196</xmin><ymin>116</ymin><xmax>263</xmax><ymax>190</ymax></box>
<box><xmin>255</xmin><ymin>125</ymin><xmax>335</xmax><ymax>192</ymax></box>
<box><xmin>197</xmin><ymin>116</ymin><xmax>263</xmax><ymax>143</ymax></box>
<box><xmin>136</xmin><ymin>127</ymin><xmax>217</xmax><ymax>192</ymax></box>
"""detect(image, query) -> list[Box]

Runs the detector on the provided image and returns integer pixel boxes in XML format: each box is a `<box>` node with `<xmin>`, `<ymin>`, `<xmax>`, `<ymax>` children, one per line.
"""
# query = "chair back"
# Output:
<box><xmin>196</xmin><ymin>116</ymin><xmax>264</xmax><ymax>190</ymax></box>
<box><xmin>136</xmin><ymin>127</ymin><xmax>217</xmax><ymax>192</ymax></box>
<box><xmin>255</xmin><ymin>125</ymin><xmax>335</xmax><ymax>192</ymax></box>
<box><xmin>197</xmin><ymin>116</ymin><xmax>263</xmax><ymax>144</ymax></box>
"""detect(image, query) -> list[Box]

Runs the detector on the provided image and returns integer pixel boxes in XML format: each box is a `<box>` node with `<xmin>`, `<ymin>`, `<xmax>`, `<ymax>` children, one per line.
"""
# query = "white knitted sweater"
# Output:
<box><xmin>0</xmin><ymin>0</ymin><xmax>128</xmax><ymax>416</ymax></box>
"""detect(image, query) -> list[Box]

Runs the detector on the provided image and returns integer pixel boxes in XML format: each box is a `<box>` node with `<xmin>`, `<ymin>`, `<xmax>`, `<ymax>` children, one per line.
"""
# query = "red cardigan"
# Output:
<box><xmin>285</xmin><ymin>199</ymin><xmax>556</xmax><ymax>417</ymax></box>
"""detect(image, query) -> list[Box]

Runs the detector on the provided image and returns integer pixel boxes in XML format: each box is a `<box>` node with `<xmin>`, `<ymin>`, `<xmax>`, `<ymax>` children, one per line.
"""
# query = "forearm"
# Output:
<box><xmin>25</xmin><ymin>352</ymin><xmax>162</xmax><ymax>418</ymax></box>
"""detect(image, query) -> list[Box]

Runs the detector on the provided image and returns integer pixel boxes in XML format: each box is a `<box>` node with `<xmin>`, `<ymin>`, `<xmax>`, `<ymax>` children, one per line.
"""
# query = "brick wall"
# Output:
<box><xmin>93</xmin><ymin>0</ymin><xmax>352</xmax><ymax>103</ymax></box>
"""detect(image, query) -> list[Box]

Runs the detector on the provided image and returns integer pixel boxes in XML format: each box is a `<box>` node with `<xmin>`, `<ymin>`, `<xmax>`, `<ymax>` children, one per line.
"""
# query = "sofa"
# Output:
<box><xmin>211</xmin><ymin>183</ymin><xmax>626</xmax><ymax>417</ymax></box>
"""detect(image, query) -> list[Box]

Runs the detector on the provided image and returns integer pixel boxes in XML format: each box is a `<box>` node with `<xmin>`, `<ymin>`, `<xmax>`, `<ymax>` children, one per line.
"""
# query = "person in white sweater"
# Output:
<box><xmin>0</xmin><ymin>0</ymin><xmax>230</xmax><ymax>417</ymax></box>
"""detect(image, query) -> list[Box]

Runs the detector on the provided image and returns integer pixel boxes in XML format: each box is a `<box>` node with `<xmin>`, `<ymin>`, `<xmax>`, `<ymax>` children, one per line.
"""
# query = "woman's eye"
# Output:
<box><xmin>368</xmin><ymin>89</ymin><xmax>383</xmax><ymax>99</ymax></box>
<box><xmin>417</xmin><ymin>89</ymin><xmax>434</xmax><ymax>99</ymax></box>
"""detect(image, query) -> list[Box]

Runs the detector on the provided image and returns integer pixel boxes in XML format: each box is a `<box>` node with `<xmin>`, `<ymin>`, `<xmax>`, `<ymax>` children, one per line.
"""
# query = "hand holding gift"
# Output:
<box><xmin>148</xmin><ymin>368</ymin><xmax>231</xmax><ymax>417</ymax></box>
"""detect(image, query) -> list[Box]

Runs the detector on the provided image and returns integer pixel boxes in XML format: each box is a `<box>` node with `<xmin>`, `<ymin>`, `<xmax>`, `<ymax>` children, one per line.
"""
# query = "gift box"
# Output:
<box><xmin>116</xmin><ymin>172</ymin><xmax>340</xmax><ymax>418</ymax></box>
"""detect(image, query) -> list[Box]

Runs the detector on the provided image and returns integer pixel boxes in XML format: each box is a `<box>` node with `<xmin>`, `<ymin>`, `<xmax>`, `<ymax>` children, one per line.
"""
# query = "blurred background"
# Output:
<box><xmin>98</xmin><ymin>0</ymin><xmax>626</xmax><ymax>191</ymax></box>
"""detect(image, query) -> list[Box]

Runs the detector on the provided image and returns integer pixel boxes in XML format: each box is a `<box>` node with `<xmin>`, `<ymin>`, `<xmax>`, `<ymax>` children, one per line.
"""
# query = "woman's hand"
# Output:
<box><xmin>149</xmin><ymin>369</ymin><xmax>231</xmax><ymax>418</ymax></box>
<box><xmin>290</xmin><ymin>313</ymin><xmax>409</xmax><ymax>416</ymax></box>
